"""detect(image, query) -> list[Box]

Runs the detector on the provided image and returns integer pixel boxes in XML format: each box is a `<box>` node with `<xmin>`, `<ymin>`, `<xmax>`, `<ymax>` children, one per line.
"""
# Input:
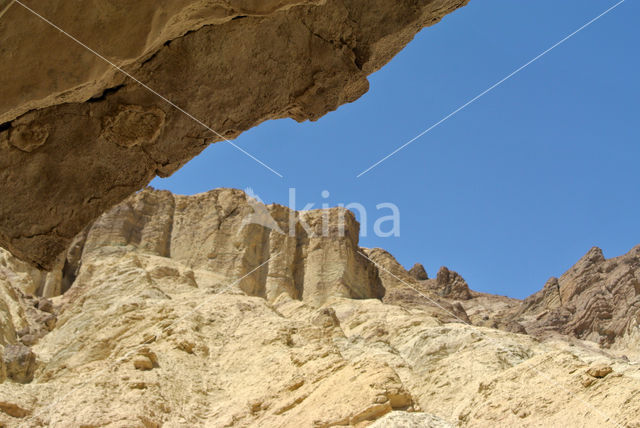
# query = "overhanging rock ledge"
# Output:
<box><xmin>0</xmin><ymin>0</ymin><xmax>468</xmax><ymax>269</ymax></box>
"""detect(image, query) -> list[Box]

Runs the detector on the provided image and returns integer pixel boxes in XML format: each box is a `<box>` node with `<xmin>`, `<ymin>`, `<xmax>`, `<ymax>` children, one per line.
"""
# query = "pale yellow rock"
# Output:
<box><xmin>0</xmin><ymin>188</ymin><xmax>638</xmax><ymax>426</ymax></box>
<box><xmin>0</xmin><ymin>347</ymin><xmax>5</xmax><ymax>383</ymax></box>
<box><xmin>133</xmin><ymin>355</ymin><xmax>154</xmax><ymax>371</ymax></box>
<box><xmin>586</xmin><ymin>364</ymin><xmax>613</xmax><ymax>379</ymax></box>
<box><xmin>0</xmin><ymin>248</ymin><xmax>46</xmax><ymax>296</ymax></box>
<box><xmin>0</xmin><ymin>251</ymin><xmax>632</xmax><ymax>427</ymax></box>
<box><xmin>80</xmin><ymin>188</ymin><xmax>385</xmax><ymax>306</ymax></box>
<box><xmin>369</xmin><ymin>411</ymin><xmax>453</xmax><ymax>428</ymax></box>
<box><xmin>0</xmin><ymin>259</ymin><xmax>30</xmax><ymax>345</ymax></box>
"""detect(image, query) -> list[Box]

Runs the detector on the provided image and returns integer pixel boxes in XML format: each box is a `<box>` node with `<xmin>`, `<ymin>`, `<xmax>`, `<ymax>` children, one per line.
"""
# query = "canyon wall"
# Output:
<box><xmin>42</xmin><ymin>187</ymin><xmax>387</xmax><ymax>306</ymax></box>
<box><xmin>0</xmin><ymin>188</ymin><xmax>639</xmax><ymax>427</ymax></box>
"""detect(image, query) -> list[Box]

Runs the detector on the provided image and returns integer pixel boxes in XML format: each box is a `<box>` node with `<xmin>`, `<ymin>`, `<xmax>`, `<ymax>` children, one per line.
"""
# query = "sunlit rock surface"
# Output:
<box><xmin>1</xmin><ymin>188</ymin><xmax>639</xmax><ymax>426</ymax></box>
<box><xmin>0</xmin><ymin>0</ymin><xmax>468</xmax><ymax>269</ymax></box>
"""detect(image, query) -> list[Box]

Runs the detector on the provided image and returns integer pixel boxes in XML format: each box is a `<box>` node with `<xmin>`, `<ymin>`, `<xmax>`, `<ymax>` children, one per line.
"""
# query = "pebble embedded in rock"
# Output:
<box><xmin>20</xmin><ymin>334</ymin><xmax>38</xmax><ymax>347</ymax></box>
<box><xmin>587</xmin><ymin>364</ymin><xmax>613</xmax><ymax>379</ymax></box>
<box><xmin>37</xmin><ymin>298</ymin><xmax>54</xmax><ymax>314</ymax></box>
<box><xmin>133</xmin><ymin>355</ymin><xmax>154</xmax><ymax>371</ymax></box>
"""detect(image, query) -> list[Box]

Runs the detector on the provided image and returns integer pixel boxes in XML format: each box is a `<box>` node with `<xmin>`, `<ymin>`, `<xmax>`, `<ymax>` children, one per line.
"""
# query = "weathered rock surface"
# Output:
<box><xmin>79</xmin><ymin>187</ymin><xmax>385</xmax><ymax>306</ymax></box>
<box><xmin>430</xmin><ymin>266</ymin><xmax>472</xmax><ymax>300</ymax></box>
<box><xmin>369</xmin><ymin>411</ymin><xmax>454</xmax><ymax>427</ymax></box>
<box><xmin>0</xmin><ymin>188</ymin><xmax>639</xmax><ymax>426</ymax></box>
<box><xmin>512</xmin><ymin>246</ymin><xmax>640</xmax><ymax>355</ymax></box>
<box><xmin>408</xmin><ymin>262</ymin><xmax>429</xmax><ymax>280</ymax></box>
<box><xmin>0</xmin><ymin>0</ymin><xmax>469</xmax><ymax>269</ymax></box>
<box><xmin>586</xmin><ymin>364</ymin><xmax>613</xmax><ymax>379</ymax></box>
<box><xmin>1</xmin><ymin>246</ymin><xmax>639</xmax><ymax>426</ymax></box>
<box><xmin>364</xmin><ymin>247</ymin><xmax>525</xmax><ymax>333</ymax></box>
<box><xmin>364</xmin><ymin>247</ymin><xmax>472</xmax><ymax>324</ymax></box>
<box><xmin>2</xmin><ymin>344</ymin><xmax>36</xmax><ymax>384</ymax></box>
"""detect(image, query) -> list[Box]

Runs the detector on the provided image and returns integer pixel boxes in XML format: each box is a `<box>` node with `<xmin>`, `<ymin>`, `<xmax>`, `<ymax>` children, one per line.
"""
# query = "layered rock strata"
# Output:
<box><xmin>513</xmin><ymin>246</ymin><xmax>640</xmax><ymax>353</ymax></box>
<box><xmin>0</xmin><ymin>187</ymin><xmax>639</xmax><ymax>426</ymax></box>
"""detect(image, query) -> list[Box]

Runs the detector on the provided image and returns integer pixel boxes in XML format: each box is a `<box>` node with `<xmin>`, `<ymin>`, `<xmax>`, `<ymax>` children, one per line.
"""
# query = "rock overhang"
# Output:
<box><xmin>0</xmin><ymin>0</ymin><xmax>469</xmax><ymax>269</ymax></box>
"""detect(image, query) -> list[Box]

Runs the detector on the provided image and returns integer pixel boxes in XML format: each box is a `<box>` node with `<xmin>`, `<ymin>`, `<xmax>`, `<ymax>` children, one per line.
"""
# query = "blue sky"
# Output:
<box><xmin>152</xmin><ymin>0</ymin><xmax>640</xmax><ymax>299</ymax></box>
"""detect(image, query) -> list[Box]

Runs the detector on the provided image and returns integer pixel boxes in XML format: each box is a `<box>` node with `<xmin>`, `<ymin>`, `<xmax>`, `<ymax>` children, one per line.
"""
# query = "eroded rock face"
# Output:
<box><xmin>1</xmin><ymin>249</ymin><xmax>639</xmax><ymax>426</ymax></box>
<box><xmin>431</xmin><ymin>266</ymin><xmax>472</xmax><ymax>300</ymax></box>
<box><xmin>514</xmin><ymin>246</ymin><xmax>640</xmax><ymax>350</ymax></box>
<box><xmin>364</xmin><ymin>248</ymin><xmax>524</xmax><ymax>331</ymax></box>
<box><xmin>69</xmin><ymin>187</ymin><xmax>385</xmax><ymax>306</ymax></box>
<box><xmin>10</xmin><ymin>186</ymin><xmax>640</xmax><ymax>354</ymax></box>
<box><xmin>0</xmin><ymin>0</ymin><xmax>323</xmax><ymax>124</ymax></box>
<box><xmin>364</xmin><ymin>248</ymin><xmax>473</xmax><ymax>324</ymax></box>
<box><xmin>0</xmin><ymin>188</ymin><xmax>639</xmax><ymax>426</ymax></box>
<box><xmin>0</xmin><ymin>0</ymin><xmax>469</xmax><ymax>269</ymax></box>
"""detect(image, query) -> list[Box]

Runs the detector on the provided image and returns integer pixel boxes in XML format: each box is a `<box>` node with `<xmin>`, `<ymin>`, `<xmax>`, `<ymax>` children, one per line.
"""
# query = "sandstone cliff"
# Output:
<box><xmin>0</xmin><ymin>0</ymin><xmax>469</xmax><ymax>269</ymax></box>
<box><xmin>1</xmin><ymin>188</ymin><xmax>639</xmax><ymax>427</ymax></box>
<box><xmin>51</xmin><ymin>187</ymin><xmax>386</xmax><ymax>306</ymax></box>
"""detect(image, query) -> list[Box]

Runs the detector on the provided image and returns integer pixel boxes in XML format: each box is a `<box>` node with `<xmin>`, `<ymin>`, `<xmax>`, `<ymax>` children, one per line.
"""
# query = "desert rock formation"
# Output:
<box><xmin>1</xmin><ymin>188</ymin><xmax>639</xmax><ymax>427</ymax></box>
<box><xmin>0</xmin><ymin>0</ymin><xmax>469</xmax><ymax>269</ymax></box>
<box><xmin>67</xmin><ymin>187</ymin><xmax>385</xmax><ymax>306</ymax></box>
<box><xmin>408</xmin><ymin>263</ymin><xmax>429</xmax><ymax>281</ymax></box>
<box><xmin>512</xmin><ymin>246</ymin><xmax>640</xmax><ymax>354</ymax></box>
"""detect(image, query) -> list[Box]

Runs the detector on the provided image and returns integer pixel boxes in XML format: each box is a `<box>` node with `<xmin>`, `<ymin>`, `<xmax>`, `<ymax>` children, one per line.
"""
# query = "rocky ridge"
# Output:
<box><xmin>0</xmin><ymin>188</ymin><xmax>639</xmax><ymax>427</ymax></box>
<box><xmin>512</xmin><ymin>246</ymin><xmax>640</xmax><ymax>354</ymax></box>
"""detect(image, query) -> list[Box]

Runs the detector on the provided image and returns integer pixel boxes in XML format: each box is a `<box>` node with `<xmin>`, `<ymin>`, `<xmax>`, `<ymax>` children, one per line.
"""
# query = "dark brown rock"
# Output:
<box><xmin>433</xmin><ymin>267</ymin><xmax>472</xmax><ymax>300</ymax></box>
<box><xmin>513</xmin><ymin>245</ymin><xmax>640</xmax><ymax>348</ymax></box>
<box><xmin>408</xmin><ymin>263</ymin><xmax>429</xmax><ymax>281</ymax></box>
<box><xmin>37</xmin><ymin>313</ymin><xmax>57</xmax><ymax>331</ymax></box>
<box><xmin>19</xmin><ymin>334</ymin><xmax>38</xmax><ymax>347</ymax></box>
<box><xmin>2</xmin><ymin>344</ymin><xmax>36</xmax><ymax>383</ymax></box>
<box><xmin>36</xmin><ymin>298</ymin><xmax>53</xmax><ymax>313</ymax></box>
<box><xmin>0</xmin><ymin>401</ymin><xmax>31</xmax><ymax>418</ymax></box>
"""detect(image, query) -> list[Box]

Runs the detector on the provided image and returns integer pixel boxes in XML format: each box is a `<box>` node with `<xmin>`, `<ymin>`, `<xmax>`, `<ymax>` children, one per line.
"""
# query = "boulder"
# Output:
<box><xmin>2</xmin><ymin>344</ymin><xmax>36</xmax><ymax>383</ymax></box>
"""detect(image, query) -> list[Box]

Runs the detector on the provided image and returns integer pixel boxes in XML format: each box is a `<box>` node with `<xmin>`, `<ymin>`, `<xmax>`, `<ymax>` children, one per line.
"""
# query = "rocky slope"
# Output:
<box><xmin>0</xmin><ymin>188</ymin><xmax>639</xmax><ymax>427</ymax></box>
<box><xmin>0</xmin><ymin>0</ymin><xmax>469</xmax><ymax>270</ymax></box>
<box><xmin>364</xmin><ymin>248</ymin><xmax>523</xmax><ymax>333</ymax></box>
